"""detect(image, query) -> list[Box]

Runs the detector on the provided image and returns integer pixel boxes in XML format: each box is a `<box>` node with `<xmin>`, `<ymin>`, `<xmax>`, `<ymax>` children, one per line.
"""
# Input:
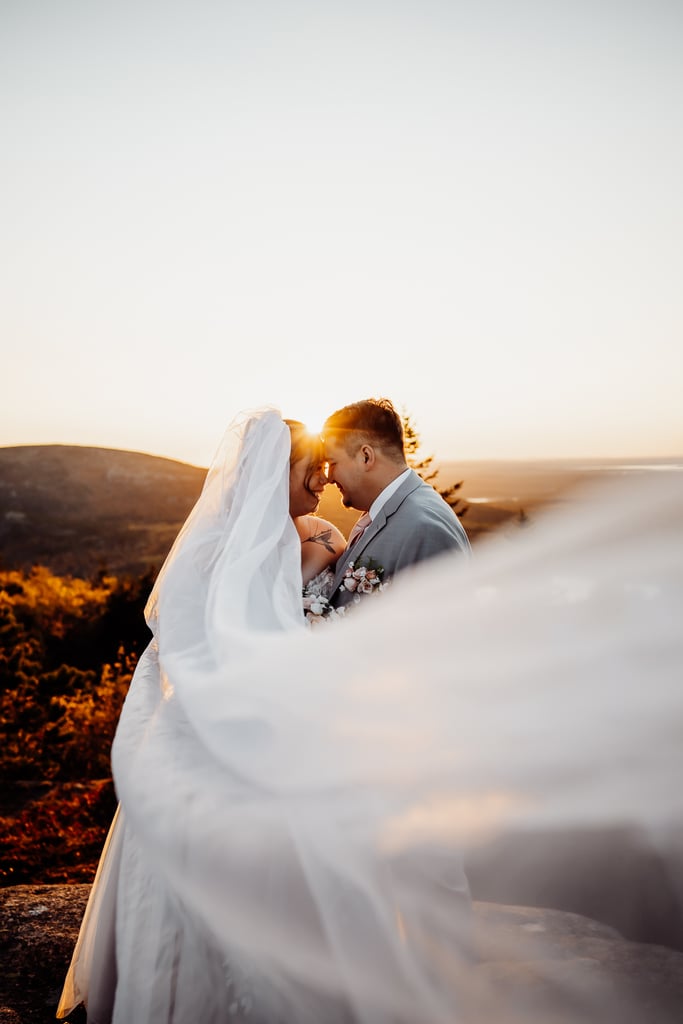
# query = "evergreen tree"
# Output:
<box><xmin>401</xmin><ymin>412</ymin><xmax>468</xmax><ymax>519</ymax></box>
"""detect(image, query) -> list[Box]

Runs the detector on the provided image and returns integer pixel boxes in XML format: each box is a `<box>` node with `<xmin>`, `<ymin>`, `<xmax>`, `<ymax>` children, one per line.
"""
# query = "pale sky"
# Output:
<box><xmin>2</xmin><ymin>0</ymin><xmax>682</xmax><ymax>466</ymax></box>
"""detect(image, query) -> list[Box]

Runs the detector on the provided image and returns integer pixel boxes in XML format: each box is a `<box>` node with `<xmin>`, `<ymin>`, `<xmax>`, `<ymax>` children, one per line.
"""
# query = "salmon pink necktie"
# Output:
<box><xmin>346</xmin><ymin>512</ymin><xmax>372</xmax><ymax>550</ymax></box>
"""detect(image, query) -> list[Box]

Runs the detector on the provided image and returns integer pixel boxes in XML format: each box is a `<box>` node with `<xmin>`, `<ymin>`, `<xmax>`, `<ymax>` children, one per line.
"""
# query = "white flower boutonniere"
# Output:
<box><xmin>341</xmin><ymin>558</ymin><xmax>387</xmax><ymax>602</ymax></box>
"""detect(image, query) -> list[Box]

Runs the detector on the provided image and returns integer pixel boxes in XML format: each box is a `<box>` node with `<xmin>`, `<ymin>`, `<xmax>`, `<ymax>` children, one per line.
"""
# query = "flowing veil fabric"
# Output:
<box><xmin>61</xmin><ymin>416</ymin><xmax>683</xmax><ymax>1023</ymax></box>
<box><xmin>59</xmin><ymin>408</ymin><xmax>306</xmax><ymax>1022</ymax></box>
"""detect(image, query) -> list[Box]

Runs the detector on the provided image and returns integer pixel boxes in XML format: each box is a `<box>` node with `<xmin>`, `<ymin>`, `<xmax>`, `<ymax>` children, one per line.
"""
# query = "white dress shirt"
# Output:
<box><xmin>368</xmin><ymin>468</ymin><xmax>412</xmax><ymax>521</ymax></box>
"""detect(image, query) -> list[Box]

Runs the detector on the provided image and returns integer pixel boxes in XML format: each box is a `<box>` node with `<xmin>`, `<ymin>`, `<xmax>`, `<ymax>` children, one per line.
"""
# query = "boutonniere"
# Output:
<box><xmin>341</xmin><ymin>558</ymin><xmax>386</xmax><ymax>597</ymax></box>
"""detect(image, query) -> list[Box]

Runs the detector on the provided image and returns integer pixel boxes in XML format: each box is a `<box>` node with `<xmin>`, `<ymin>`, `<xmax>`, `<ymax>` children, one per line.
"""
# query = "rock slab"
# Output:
<box><xmin>1</xmin><ymin>884</ymin><xmax>89</xmax><ymax>1023</ymax></box>
<box><xmin>2</xmin><ymin>885</ymin><xmax>683</xmax><ymax>1023</ymax></box>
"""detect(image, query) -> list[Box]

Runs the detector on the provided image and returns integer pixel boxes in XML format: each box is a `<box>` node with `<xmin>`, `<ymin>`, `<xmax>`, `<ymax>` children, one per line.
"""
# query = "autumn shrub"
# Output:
<box><xmin>0</xmin><ymin>779</ymin><xmax>118</xmax><ymax>884</ymax></box>
<box><xmin>0</xmin><ymin>566</ymin><xmax>153</xmax><ymax>882</ymax></box>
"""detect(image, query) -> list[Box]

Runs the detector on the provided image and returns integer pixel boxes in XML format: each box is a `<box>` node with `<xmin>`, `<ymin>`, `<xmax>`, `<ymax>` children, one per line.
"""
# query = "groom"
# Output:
<box><xmin>323</xmin><ymin>398</ymin><xmax>470</xmax><ymax>609</ymax></box>
<box><xmin>323</xmin><ymin>397</ymin><xmax>473</xmax><ymax>926</ymax></box>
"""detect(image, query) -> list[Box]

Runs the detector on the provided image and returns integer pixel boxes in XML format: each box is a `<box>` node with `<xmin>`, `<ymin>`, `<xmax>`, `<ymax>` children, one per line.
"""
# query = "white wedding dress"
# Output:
<box><xmin>58</xmin><ymin>409</ymin><xmax>683</xmax><ymax>1024</ymax></box>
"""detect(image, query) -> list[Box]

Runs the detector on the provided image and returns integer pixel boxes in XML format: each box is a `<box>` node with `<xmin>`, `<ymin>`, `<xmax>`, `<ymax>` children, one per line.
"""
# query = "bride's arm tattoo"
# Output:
<box><xmin>303</xmin><ymin>529</ymin><xmax>336</xmax><ymax>554</ymax></box>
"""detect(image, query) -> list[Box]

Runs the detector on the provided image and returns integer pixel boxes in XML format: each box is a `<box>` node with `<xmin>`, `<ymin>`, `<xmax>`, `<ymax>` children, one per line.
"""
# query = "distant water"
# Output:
<box><xmin>602</xmin><ymin>462</ymin><xmax>683</xmax><ymax>472</ymax></box>
<box><xmin>459</xmin><ymin>457</ymin><xmax>683</xmax><ymax>506</ymax></box>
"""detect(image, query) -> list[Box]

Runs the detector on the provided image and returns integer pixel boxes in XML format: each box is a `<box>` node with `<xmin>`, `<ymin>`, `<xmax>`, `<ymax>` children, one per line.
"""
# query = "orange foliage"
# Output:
<box><xmin>0</xmin><ymin>565</ymin><xmax>152</xmax><ymax>882</ymax></box>
<box><xmin>0</xmin><ymin>566</ymin><xmax>115</xmax><ymax>638</ymax></box>
<box><xmin>0</xmin><ymin>779</ymin><xmax>117</xmax><ymax>884</ymax></box>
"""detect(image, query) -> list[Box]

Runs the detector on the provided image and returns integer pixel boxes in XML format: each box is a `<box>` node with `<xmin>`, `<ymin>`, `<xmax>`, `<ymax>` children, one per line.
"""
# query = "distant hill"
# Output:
<box><xmin>4</xmin><ymin>444</ymin><xmax>673</xmax><ymax>579</ymax></box>
<box><xmin>0</xmin><ymin>445</ymin><xmax>520</xmax><ymax>578</ymax></box>
<box><xmin>0</xmin><ymin>446</ymin><xmax>206</xmax><ymax>577</ymax></box>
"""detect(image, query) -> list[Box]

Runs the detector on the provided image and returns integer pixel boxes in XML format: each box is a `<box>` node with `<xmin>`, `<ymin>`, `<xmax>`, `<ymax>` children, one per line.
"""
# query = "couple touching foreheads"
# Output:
<box><xmin>58</xmin><ymin>397</ymin><xmax>683</xmax><ymax>1024</ymax></box>
<box><xmin>58</xmin><ymin>397</ymin><xmax>470</xmax><ymax>1024</ymax></box>
<box><xmin>292</xmin><ymin>397</ymin><xmax>470</xmax><ymax>615</ymax></box>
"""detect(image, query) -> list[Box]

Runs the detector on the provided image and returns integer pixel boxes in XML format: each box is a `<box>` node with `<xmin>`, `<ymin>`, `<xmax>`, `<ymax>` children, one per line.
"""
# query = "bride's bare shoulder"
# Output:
<box><xmin>299</xmin><ymin>515</ymin><xmax>346</xmax><ymax>557</ymax></box>
<box><xmin>296</xmin><ymin>515</ymin><xmax>346</xmax><ymax>586</ymax></box>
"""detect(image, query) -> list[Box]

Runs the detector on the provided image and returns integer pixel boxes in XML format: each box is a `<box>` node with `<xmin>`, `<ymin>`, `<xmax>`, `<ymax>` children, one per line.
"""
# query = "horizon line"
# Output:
<box><xmin>2</xmin><ymin>440</ymin><xmax>682</xmax><ymax>469</ymax></box>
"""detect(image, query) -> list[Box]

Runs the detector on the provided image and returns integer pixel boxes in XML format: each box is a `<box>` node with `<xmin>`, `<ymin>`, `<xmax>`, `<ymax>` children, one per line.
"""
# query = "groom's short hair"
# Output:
<box><xmin>323</xmin><ymin>398</ymin><xmax>405</xmax><ymax>461</ymax></box>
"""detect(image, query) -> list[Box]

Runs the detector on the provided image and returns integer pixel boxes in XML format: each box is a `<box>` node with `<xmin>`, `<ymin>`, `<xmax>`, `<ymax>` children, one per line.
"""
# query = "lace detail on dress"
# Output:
<box><xmin>302</xmin><ymin>567</ymin><xmax>342</xmax><ymax>624</ymax></box>
<box><xmin>303</xmin><ymin>566</ymin><xmax>335</xmax><ymax>599</ymax></box>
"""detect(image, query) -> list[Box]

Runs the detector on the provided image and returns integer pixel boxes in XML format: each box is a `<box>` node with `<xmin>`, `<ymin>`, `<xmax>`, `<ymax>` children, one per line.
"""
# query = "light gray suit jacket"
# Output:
<box><xmin>329</xmin><ymin>469</ymin><xmax>470</xmax><ymax>608</ymax></box>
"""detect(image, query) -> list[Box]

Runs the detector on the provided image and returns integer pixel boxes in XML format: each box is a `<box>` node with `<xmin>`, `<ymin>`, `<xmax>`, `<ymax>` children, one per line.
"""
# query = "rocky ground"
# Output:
<box><xmin>2</xmin><ymin>884</ymin><xmax>683</xmax><ymax>1023</ymax></box>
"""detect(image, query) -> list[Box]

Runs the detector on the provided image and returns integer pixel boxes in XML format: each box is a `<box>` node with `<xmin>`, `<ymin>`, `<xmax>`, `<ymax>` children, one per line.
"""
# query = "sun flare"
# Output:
<box><xmin>290</xmin><ymin>404</ymin><xmax>332</xmax><ymax>439</ymax></box>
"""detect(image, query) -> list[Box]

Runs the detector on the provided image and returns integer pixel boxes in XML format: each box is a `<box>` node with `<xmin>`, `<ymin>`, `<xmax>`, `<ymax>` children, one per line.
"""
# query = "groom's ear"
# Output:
<box><xmin>360</xmin><ymin>444</ymin><xmax>375</xmax><ymax>468</ymax></box>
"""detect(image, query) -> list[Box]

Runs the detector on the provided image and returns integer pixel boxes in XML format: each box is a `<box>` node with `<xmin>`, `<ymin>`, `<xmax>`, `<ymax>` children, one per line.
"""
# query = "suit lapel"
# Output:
<box><xmin>332</xmin><ymin>471</ymin><xmax>423</xmax><ymax>591</ymax></box>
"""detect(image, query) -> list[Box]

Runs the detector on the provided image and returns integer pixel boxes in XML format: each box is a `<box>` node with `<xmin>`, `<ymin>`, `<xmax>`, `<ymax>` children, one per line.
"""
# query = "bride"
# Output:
<box><xmin>58</xmin><ymin>408</ymin><xmax>683</xmax><ymax>1023</ymax></box>
<box><xmin>57</xmin><ymin>410</ymin><xmax>348</xmax><ymax>1023</ymax></box>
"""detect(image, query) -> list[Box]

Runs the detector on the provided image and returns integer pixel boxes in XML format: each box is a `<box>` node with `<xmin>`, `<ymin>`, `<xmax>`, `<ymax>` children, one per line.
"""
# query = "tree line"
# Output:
<box><xmin>0</xmin><ymin>565</ymin><xmax>155</xmax><ymax>884</ymax></box>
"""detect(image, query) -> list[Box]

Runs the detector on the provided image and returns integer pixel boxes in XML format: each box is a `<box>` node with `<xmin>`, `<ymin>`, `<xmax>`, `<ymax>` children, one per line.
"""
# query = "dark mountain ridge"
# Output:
<box><xmin>0</xmin><ymin>445</ymin><xmax>206</xmax><ymax>577</ymax></box>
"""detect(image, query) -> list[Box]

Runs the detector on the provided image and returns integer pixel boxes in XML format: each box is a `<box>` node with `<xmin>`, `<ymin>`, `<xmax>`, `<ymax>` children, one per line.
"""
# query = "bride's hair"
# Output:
<box><xmin>285</xmin><ymin>419</ymin><xmax>325</xmax><ymax>498</ymax></box>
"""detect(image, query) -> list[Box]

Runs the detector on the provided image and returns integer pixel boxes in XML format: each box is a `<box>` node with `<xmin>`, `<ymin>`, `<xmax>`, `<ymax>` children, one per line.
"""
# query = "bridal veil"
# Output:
<box><xmin>62</xmin><ymin>409</ymin><xmax>683</xmax><ymax>1023</ymax></box>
